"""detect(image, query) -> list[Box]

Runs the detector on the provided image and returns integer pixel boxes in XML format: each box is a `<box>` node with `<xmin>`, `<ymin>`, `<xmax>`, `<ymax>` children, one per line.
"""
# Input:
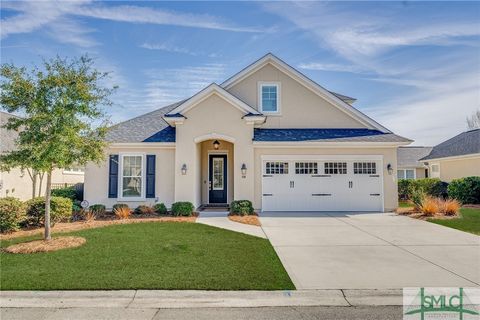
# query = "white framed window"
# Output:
<box><xmin>258</xmin><ymin>82</ymin><xmax>280</xmax><ymax>114</ymax></box>
<box><xmin>324</xmin><ymin>162</ymin><xmax>347</xmax><ymax>174</ymax></box>
<box><xmin>63</xmin><ymin>166</ymin><xmax>84</xmax><ymax>175</ymax></box>
<box><xmin>212</xmin><ymin>158</ymin><xmax>224</xmax><ymax>190</ymax></box>
<box><xmin>119</xmin><ymin>154</ymin><xmax>145</xmax><ymax>199</ymax></box>
<box><xmin>265</xmin><ymin>162</ymin><xmax>288</xmax><ymax>174</ymax></box>
<box><xmin>354</xmin><ymin>162</ymin><xmax>376</xmax><ymax>174</ymax></box>
<box><xmin>397</xmin><ymin>169</ymin><xmax>415</xmax><ymax>180</ymax></box>
<box><xmin>430</xmin><ymin>163</ymin><xmax>440</xmax><ymax>178</ymax></box>
<box><xmin>431</xmin><ymin>164</ymin><xmax>439</xmax><ymax>173</ymax></box>
<box><xmin>295</xmin><ymin>162</ymin><xmax>318</xmax><ymax>174</ymax></box>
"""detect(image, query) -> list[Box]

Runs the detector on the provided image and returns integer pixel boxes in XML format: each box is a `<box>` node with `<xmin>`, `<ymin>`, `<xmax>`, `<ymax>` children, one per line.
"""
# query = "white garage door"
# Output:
<box><xmin>262</xmin><ymin>157</ymin><xmax>383</xmax><ymax>212</ymax></box>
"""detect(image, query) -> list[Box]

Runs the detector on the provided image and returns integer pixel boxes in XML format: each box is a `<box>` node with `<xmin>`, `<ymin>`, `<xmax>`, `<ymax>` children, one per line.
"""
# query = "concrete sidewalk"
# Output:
<box><xmin>0</xmin><ymin>289</ymin><xmax>403</xmax><ymax>309</ymax></box>
<box><xmin>196</xmin><ymin>211</ymin><xmax>267</xmax><ymax>238</ymax></box>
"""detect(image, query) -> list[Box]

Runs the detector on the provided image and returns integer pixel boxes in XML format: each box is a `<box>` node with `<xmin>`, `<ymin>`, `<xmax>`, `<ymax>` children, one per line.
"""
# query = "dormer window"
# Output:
<box><xmin>259</xmin><ymin>82</ymin><xmax>280</xmax><ymax>114</ymax></box>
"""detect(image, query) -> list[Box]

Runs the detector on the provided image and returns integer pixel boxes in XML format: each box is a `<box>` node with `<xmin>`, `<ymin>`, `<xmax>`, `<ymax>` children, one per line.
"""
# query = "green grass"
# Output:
<box><xmin>0</xmin><ymin>222</ymin><xmax>294</xmax><ymax>290</ymax></box>
<box><xmin>428</xmin><ymin>208</ymin><xmax>480</xmax><ymax>235</ymax></box>
<box><xmin>398</xmin><ymin>201</ymin><xmax>413</xmax><ymax>208</ymax></box>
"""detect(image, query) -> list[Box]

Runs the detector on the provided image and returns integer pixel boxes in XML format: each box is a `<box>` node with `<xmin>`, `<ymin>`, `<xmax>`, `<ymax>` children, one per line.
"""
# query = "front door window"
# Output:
<box><xmin>212</xmin><ymin>158</ymin><xmax>224</xmax><ymax>190</ymax></box>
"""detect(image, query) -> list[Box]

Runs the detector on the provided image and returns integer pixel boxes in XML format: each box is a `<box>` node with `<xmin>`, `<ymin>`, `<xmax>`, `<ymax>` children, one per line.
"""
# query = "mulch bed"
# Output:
<box><xmin>228</xmin><ymin>213</ymin><xmax>261</xmax><ymax>226</ymax></box>
<box><xmin>1</xmin><ymin>216</ymin><xmax>197</xmax><ymax>240</ymax></box>
<box><xmin>396</xmin><ymin>207</ymin><xmax>460</xmax><ymax>221</ymax></box>
<box><xmin>4</xmin><ymin>236</ymin><xmax>86</xmax><ymax>254</ymax></box>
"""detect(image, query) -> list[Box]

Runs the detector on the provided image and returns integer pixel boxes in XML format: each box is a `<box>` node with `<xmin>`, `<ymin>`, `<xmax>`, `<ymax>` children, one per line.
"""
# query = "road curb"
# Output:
<box><xmin>0</xmin><ymin>289</ymin><xmax>405</xmax><ymax>308</ymax></box>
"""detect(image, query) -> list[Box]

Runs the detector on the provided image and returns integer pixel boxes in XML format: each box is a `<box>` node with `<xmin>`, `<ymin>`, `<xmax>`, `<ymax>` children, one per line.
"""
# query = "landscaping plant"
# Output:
<box><xmin>171</xmin><ymin>202</ymin><xmax>194</xmax><ymax>216</ymax></box>
<box><xmin>0</xmin><ymin>55</ymin><xmax>114</xmax><ymax>240</ymax></box>
<box><xmin>112</xmin><ymin>203</ymin><xmax>129</xmax><ymax>212</ymax></box>
<box><xmin>134</xmin><ymin>205</ymin><xmax>155</xmax><ymax>215</ymax></box>
<box><xmin>441</xmin><ymin>199</ymin><xmax>461</xmax><ymax>216</ymax></box>
<box><xmin>153</xmin><ymin>203</ymin><xmax>167</xmax><ymax>215</ymax></box>
<box><xmin>25</xmin><ymin>197</ymin><xmax>72</xmax><ymax>227</ymax></box>
<box><xmin>230</xmin><ymin>200</ymin><xmax>254</xmax><ymax>216</ymax></box>
<box><xmin>448</xmin><ymin>176</ymin><xmax>480</xmax><ymax>204</ymax></box>
<box><xmin>0</xmin><ymin>197</ymin><xmax>26</xmax><ymax>233</ymax></box>
<box><xmin>114</xmin><ymin>206</ymin><xmax>131</xmax><ymax>220</ymax></box>
<box><xmin>51</xmin><ymin>187</ymin><xmax>77</xmax><ymax>201</ymax></box>
<box><xmin>410</xmin><ymin>187</ymin><xmax>426</xmax><ymax>210</ymax></box>
<box><xmin>419</xmin><ymin>197</ymin><xmax>439</xmax><ymax>216</ymax></box>
<box><xmin>89</xmin><ymin>204</ymin><xmax>106</xmax><ymax>216</ymax></box>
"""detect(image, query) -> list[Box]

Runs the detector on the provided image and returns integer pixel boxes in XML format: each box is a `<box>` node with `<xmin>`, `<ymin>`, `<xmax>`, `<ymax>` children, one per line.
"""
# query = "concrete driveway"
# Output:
<box><xmin>260</xmin><ymin>212</ymin><xmax>480</xmax><ymax>289</ymax></box>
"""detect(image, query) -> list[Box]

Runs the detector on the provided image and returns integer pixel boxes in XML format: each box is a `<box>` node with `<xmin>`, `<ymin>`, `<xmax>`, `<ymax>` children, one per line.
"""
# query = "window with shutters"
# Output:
<box><xmin>265</xmin><ymin>162</ymin><xmax>289</xmax><ymax>174</ymax></box>
<box><xmin>120</xmin><ymin>154</ymin><xmax>144</xmax><ymax>198</ymax></box>
<box><xmin>324</xmin><ymin>162</ymin><xmax>347</xmax><ymax>174</ymax></box>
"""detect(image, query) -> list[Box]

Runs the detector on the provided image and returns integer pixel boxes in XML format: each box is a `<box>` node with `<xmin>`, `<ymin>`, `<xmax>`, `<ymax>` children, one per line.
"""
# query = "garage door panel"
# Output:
<box><xmin>262</xmin><ymin>158</ymin><xmax>384</xmax><ymax>212</ymax></box>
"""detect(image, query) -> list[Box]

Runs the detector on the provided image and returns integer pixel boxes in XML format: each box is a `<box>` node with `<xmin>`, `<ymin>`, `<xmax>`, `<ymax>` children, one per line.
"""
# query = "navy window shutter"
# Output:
<box><xmin>146</xmin><ymin>155</ymin><xmax>156</xmax><ymax>198</ymax></box>
<box><xmin>108</xmin><ymin>155</ymin><xmax>119</xmax><ymax>198</ymax></box>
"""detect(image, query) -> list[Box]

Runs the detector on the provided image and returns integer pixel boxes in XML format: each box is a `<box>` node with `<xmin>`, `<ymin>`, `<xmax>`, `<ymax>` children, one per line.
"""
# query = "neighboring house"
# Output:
<box><xmin>85</xmin><ymin>54</ymin><xmax>411</xmax><ymax>212</ymax></box>
<box><xmin>421</xmin><ymin>129</ymin><xmax>480</xmax><ymax>182</ymax></box>
<box><xmin>397</xmin><ymin>146</ymin><xmax>432</xmax><ymax>179</ymax></box>
<box><xmin>0</xmin><ymin>111</ymin><xmax>85</xmax><ymax>200</ymax></box>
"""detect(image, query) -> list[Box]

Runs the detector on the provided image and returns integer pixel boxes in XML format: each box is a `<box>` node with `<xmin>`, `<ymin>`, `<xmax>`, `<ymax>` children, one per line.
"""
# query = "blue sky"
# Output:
<box><xmin>1</xmin><ymin>1</ymin><xmax>479</xmax><ymax>145</ymax></box>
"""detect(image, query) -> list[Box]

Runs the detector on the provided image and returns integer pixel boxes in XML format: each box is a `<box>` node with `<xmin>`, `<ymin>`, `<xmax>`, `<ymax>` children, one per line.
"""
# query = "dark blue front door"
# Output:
<box><xmin>209</xmin><ymin>154</ymin><xmax>227</xmax><ymax>203</ymax></box>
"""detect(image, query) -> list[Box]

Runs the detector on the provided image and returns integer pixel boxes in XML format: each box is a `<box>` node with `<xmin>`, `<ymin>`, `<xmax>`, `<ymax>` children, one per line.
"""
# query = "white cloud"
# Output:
<box><xmin>298</xmin><ymin>62</ymin><xmax>366</xmax><ymax>74</ymax></box>
<box><xmin>1</xmin><ymin>0</ymin><xmax>261</xmax><ymax>44</ymax></box>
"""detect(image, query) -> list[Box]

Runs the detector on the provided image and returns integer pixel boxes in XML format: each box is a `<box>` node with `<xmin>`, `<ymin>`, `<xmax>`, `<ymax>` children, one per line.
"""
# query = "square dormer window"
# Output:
<box><xmin>259</xmin><ymin>82</ymin><xmax>280</xmax><ymax>113</ymax></box>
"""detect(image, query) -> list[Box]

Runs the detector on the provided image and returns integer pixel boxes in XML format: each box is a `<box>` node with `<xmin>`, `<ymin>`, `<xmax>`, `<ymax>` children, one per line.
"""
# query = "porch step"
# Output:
<box><xmin>199</xmin><ymin>204</ymin><xmax>230</xmax><ymax>211</ymax></box>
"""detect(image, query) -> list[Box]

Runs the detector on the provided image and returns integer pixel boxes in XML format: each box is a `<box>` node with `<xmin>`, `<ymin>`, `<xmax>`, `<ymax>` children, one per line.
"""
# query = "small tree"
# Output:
<box><xmin>467</xmin><ymin>109</ymin><xmax>480</xmax><ymax>130</ymax></box>
<box><xmin>0</xmin><ymin>55</ymin><xmax>114</xmax><ymax>240</ymax></box>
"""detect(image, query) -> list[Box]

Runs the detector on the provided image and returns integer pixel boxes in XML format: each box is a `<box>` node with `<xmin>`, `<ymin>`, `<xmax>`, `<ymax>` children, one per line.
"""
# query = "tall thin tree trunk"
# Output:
<box><xmin>38</xmin><ymin>172</ymin><xmax>45</xmax><ymax>197</ymax></box>
<box><xmin>44</xmin><ymin>170</ymin><xmax>52</xmax><ymax>241</ymax></box>
<box><xmin>27</xmin><ymin>168</ymin><xmax>37</xmax><ymax>199</ymax></box>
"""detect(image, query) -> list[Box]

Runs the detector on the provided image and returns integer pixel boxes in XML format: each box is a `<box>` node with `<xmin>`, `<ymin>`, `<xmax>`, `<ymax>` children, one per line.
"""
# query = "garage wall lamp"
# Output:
<box><xmin>241</xmin><ymin>163</ymin><xmax>247</xmax><ymax>178</ymax></box>
<box><xmin>181</xmin><ymin>164</ymin><xmax>187</xmax><ymax>175</ymax></box>
<box><xmin>387</xmin><ymin>164</ymin><xmax>393</xmax><ymax>175</ymax></box>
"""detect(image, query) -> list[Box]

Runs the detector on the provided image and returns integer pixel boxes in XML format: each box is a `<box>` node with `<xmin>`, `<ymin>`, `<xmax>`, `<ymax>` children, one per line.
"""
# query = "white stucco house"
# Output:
<box><xmin>84</xmin><ymin>54</ymin><xmax>412</xmax><ymax>212</ymax></box>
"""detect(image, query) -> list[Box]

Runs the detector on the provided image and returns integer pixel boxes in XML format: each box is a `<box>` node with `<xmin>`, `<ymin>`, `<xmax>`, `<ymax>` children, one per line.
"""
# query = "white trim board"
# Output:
<box><xmin>221</xmin><ymin>53</ymin><xmax>391</xmax><ymax>133</ymax></box>
<box><xmin>261</xmin><ymin>154</ymin><xmax>384</xmax><ymax>161</ymax></box>
<box><xmin>166</xmin><ymin>83</ymin><xmax>261</xmax><ymax>116</ymax></box>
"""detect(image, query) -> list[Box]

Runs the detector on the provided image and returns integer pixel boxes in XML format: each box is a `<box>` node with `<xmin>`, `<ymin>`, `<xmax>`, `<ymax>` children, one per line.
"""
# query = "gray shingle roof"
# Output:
<box><xmin>253</xmin><ymin>128</ymin><xmax>411</xmax><ymax>143</ymax></box>
<box><xmin>105</xmin><ymin>100</ymin><xmax>184</xmax><ymax>143</ymax></box>
<box><xmin>0</xmin><ymin>111</ymin><xmax>21</xmax><ymax>153</ymax></box>
<box><xmin>397</xmin><ymin>146</ymin><xmax>433</xmax><ymax>168</ymax></box>
<box><xmin>421</xmin><ymin>129</ymin><xmax>480</xmax><ymax>160</ymax></box>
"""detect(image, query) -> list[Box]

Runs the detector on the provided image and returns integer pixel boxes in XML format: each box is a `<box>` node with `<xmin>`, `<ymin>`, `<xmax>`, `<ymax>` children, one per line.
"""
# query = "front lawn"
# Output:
<box><xmin>428</xmin><ymin>208</ymin><xmax>480</xmax><ymax>235</ymax></box>
<box><xmin>1</xmin><ymin>222</ymin><xmax>294</xmax><ymax>290</ymax></box>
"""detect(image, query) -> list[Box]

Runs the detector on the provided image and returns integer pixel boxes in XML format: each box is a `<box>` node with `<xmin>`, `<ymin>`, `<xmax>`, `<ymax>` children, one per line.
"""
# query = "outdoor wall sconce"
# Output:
<box><xmin>213</xmin><ymin>140</ymin><xmax>220</xmax><ymax>150</ymax></box>
<box><xmin>181</xmin><ymin>164</ymin><xmax>187</xmax><ymax>175</ymax></box>
<box><xmin>241</xmin><ymin>163</ymin><xmax>247</xmax><ymax>178</ymax></box>
<box><xmin>387</xmin><ymin>164</ymin><xmax>393</xmax><ymax>175</ymax></box>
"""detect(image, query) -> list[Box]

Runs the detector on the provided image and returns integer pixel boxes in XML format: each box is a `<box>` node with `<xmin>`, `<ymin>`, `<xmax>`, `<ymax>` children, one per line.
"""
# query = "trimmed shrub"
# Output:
<box><xmin>0</xmin><ymin>197</ymin><xmax>26</xmax><ymax>233</ymax></box>
<box><xmin>448</xmin><ymin>176</ymin><xmax>480</xmax><ymax>204</ymax></box>
<box><xmin>134</xmin><ymin>205</ymin><xmax>155</xmax><ymax>215</ymax></box>
<box><xmin>171</xmin><ymin>202</ymin><xmax>194</xmax><ymax>216</ymax></box>
<box><xmin>153</xmin><ymin>203</ymin><xmax>167</xmax><ymax>215</ymax></box>
<box><xmin>416</xmin><ymin>178</ymin><xmax>448</xmax><ymax>199</ymax></box>
<box><xmin>51</xmin><ymin>187</ymin><xmax>77</xmax><ymax>200</ymax></box>
<box><xmin>230</xmin><ymin>200</ymin><xmax>254</xmax><ymax>216</ymax></box>
<box><xmin>398</xmin><ymin>179</ymin><xmax>413</xmax><ymax>200</ymax></box>
<box><xmin>89</xmin><ymin>204</ymin><xmax>106</xmax><ymax>216</ymax></box>
<box><xmin>25</xmin><ymin>196</ymin><xmax>73</xmax><ymax>226</ymax></box>
<box><xmin>112</xmin><ymin>203</ymin><xmax>129</xmax><ymax>212</ymax></box>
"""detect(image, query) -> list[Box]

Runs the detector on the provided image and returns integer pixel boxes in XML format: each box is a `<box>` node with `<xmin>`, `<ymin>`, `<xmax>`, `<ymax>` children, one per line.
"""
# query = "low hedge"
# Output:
<box><xmin>51</xmin><ymin>187</ymin><xmax>77</xmax><ymax>200</ymax></box>
<box><xmin>448</xmin><ymin>176</ymin><xmax>480</xmax><ymax>204</ymax></box>
<box><xmin>112</xmin><ymin>203</ymin><xmax>129</xmax><ymax>212</ymax></box>
<box><xmin>153</xmin><ymin>203</ymin><xmax>167</xmax><ymax>215</ymax></box>
<box><xmin>398</xmin><ymin>178</ymin><xmax>447</xmax><ymax>200</ymax></box>
<box><xmin>171</xmin><ymin>202</ymin><xmax>194</xmax><ymax>216</ymax></box>
<box><xmin>230</xmin><ymin>200</ymin><xmax>254</xmax><ymax>216</ymax></box>
<box><xmin>0</xmin><ymin>197</ymin><xmax>26</xmax><ymax>233</ymax></box>
<box><xmin>25</xmin><ymin>196</ymin><xmax>73</xmax><ymax>227</ymax></box>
